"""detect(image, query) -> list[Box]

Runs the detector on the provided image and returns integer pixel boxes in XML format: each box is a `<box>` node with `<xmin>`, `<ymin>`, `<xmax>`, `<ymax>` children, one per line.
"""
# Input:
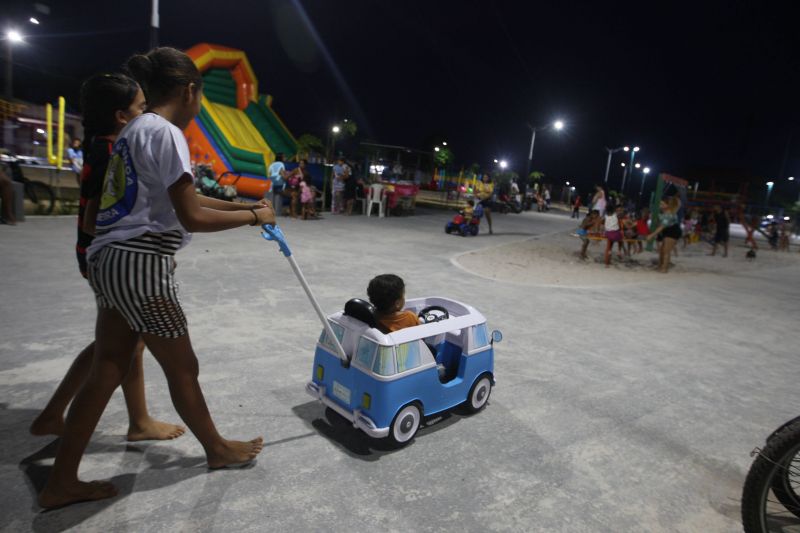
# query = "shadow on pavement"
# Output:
<box><xmin>291</xmin><ymin>400</ymin><xmax>476</xmax><ymax>460</ymax></box>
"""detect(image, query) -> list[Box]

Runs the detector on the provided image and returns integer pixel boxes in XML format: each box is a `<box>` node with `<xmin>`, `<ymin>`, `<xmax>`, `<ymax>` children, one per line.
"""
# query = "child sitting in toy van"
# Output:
<box><xmin>367</xmin><ymin>274</ymin><xmax>420</xmax><ymax>333</ymax></box>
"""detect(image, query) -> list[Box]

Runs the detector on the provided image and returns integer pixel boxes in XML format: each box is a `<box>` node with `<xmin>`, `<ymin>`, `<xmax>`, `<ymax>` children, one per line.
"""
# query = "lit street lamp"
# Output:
<box><xmin>621</xmin><ymin>146</ymin><xmax>640</xmax><ymax>193</ymax></box>
<box><xmin>4</xmin><ymin>30</ymin><xmax>24</xmax><ymax>99</ymax></box>
<box><xmin>766</xmin><ymin>181</ymin><xmax>774</xmax><ymax>206</ymax></box>
<box><xmin>525</xmin><ymin>119</ymin><xmax>564</xmax><ymax>179</ymax></box>
<box><xmin>603</xmin><ymin>146</ymin><xmax>626</xmax><ymax>183</ymax></box>
<box><xmin>639</xmin><ymin>166</ymin><xmax>651</xmax><ymax>198</ymax></box>
<box><xmin>499</xmin><ymin>160</ymin><xmax>508</xmax><ymax>170</ymax></box>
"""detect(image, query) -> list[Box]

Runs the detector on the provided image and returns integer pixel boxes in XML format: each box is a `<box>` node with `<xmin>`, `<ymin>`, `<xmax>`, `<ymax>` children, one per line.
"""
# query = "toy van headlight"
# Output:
<box><xmin>361</xmin><ymin>393</ymin><xmax>371</xmax><ymax>410</ymax></box>
<box><xmin>315</xmin><ymin>364</ymin><xmax>324</xmax><ymax>381</ymax></box>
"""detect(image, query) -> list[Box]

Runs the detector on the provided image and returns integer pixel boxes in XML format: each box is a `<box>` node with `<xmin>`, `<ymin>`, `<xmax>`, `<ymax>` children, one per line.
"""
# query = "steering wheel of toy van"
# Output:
<box><xmin>418</xmin><ymin>305</ymin><xmax>449</xmax><ymax>324</ymax></box>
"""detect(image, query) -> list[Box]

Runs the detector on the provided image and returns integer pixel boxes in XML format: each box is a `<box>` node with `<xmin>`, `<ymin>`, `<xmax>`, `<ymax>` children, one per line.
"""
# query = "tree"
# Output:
<box><xmin>528</xmin><ymin>170</ymin><xmax>545</xmax><ymax>192</ymax></box>
<box><xmin>295</xmin><ymin>133</ymin><xmax>324</xmax><ymax>160</ymax></box>
<box><xmin>434</xmin><ymin>146</ymin><xmax>454</xmax><ymax>168</ymax></box>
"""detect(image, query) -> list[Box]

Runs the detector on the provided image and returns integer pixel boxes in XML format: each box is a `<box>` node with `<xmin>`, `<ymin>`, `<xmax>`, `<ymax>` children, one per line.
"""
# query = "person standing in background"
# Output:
<box><xmin>67</xmin><ymin>139</ymin><xmax>84</xmax><ymax>186</ymax></box>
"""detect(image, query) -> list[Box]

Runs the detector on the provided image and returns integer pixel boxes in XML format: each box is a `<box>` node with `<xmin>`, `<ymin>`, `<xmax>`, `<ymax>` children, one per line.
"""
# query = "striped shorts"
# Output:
<box><xmin>88</xmin><ymin>231</ymin><xmax>187</xmax><ymax>338</ymax></box>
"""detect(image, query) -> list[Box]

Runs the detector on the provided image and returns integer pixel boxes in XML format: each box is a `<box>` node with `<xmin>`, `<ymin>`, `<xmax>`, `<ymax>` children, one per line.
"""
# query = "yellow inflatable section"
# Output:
<box><xmin>201</xmin><ymin>97</ymin><xmax>273</xmax><ymax>169</ymax></box>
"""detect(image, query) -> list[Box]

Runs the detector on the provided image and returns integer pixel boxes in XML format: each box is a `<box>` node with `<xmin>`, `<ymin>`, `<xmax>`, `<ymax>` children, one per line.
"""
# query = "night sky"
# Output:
<box><xmin>5</xmin><ymin>0</ymin><xmax>800</xmax><ymax>202</ymax></box>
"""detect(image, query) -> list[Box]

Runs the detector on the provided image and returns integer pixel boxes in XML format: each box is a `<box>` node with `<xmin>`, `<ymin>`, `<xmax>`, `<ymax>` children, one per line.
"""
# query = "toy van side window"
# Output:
<box><xmin>318</xmin><ymin>321</ymin><xmax>345</xmax><ymax>353</ymax></box>
<box><xmin>396</xmin><ymin>340</ymin><xmax>426</xmax><ymax>373</ymax></box>
<box><xmin>355</xmin><ymin>337</ymin><xmax>377</xmax><ymax>369</ymax></box>
<box><xmin>372</xmin><ymin>345</ymin><xmax>396</xmax><ymax>376</ymax></box>
<box><xmin>473</xmin><ymin>323</ymin><xmax>489</xmax><ymax>348</ymax></box>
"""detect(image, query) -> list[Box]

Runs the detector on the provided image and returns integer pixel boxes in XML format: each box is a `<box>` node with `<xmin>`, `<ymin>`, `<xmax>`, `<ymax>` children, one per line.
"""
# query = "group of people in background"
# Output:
<box><xmin>577</xmin><ymin>185</ymin><xmax>795</xmax><ymax>272</ymax></box>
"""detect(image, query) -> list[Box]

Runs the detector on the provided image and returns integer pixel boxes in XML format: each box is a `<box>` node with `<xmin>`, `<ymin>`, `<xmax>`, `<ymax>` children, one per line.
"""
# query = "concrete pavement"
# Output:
<box><xmin>1</xmin><ymin>208</ymin><xmax>797</xmax><ymax>532</ymax></box>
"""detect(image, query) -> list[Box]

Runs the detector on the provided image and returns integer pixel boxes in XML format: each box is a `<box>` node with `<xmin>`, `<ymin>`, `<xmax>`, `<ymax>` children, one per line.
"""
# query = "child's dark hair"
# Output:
<box><xmin>275</xmin><ymin>153</ymin><xmax>285</xmax><ymax>162</ymax></box>
<box><xmin>367</xmin><ymin>274</ymin><xmax>405</xmax><ymax>314</ymax></box>
<box><xmin>125</xmin><ymin>47</ymin><xmax>202</xmax><ymax>106</ymax></box>
<box><xmin>467</xmin><ymin>199</ymin><xmax>474</xmax><ymax>206</ymax></box>
<box><xmin>79</xmin><ymin>73</ymin><xmax>140</xmax><ymax>148</ymax></box>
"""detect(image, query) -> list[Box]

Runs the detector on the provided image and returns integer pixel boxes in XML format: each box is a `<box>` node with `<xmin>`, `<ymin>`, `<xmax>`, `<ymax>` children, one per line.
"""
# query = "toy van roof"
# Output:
<box><xmin>327</xmin><ymin>296</ymin><xmax>487</xmax><ymax>347</ymax></box>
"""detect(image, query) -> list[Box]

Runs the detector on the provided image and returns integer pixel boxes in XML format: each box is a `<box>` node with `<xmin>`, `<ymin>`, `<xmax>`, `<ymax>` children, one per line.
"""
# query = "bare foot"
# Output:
<box><xmin>30</xmin><ymin>413</ymin><xmax>65</xmax><ymax>437</ymax></box>
<box><xmin>127</xmin><ymin>417</ymin><xmax>186</xmax><ymax>441</ymax></box>
<box><xmin>207</xmin><ymin>437</ymin><xmax>264</xmax><ymax>469</ymax></box>
<box><xmin>38</xmin><ymin>479</ymin><xmax>118</xmax><ymax>509</ymax></box>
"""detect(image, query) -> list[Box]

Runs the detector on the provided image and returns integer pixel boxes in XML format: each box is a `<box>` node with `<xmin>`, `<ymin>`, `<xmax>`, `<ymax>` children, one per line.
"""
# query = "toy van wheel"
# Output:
<box><xmin>466</xmin><ymin>374</ymin><xmax>492</xmax><ymax>413</ymax></box>
<box><xmin>470</xmin><ymin>225</ymin><xmax>479</xmax><ymax>236</ymax></box>
<box><xmin>389</xmin><ymin>403</ymin><xmax>421</xmax><ymax>446</ymax></box>
<box><xmin>445</xmin><ymin>224</ymin><xmax>452</xmax><ymax>234</ymax></box>
<box><xmin>459</xmin><ymin>226</ymin><xmax>469</xmax><ymax>237</ymax></box>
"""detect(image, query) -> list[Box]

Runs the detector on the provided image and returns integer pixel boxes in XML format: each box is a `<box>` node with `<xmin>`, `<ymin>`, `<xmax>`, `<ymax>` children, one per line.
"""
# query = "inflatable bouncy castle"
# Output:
<box><xmin>184</xmin><ymin>43</ymin><xmax>297</xmax><ymax>198</ymax></box>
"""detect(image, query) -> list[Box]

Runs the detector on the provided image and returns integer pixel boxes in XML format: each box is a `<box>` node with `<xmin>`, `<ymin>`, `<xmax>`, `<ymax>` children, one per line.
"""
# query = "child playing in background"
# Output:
<box><xmin>300</xmin><ymin>172</ymin><xmax>318</xmax><ymax>220</ymax></box>
<box><xmin>367</xmin><ymin>274</ymin><xmax>420</xmax><ymax>333</ymax></box>
<box><xmin>635</xmin><ymin>208</ymin><xmax>650</xmax><ymax>254</ymax></box>
<box><xmin>577</xmin><ymin>209</ymin><xmax>600</xmax><ymax>260</ymax></box>
<box><xmin>462</xmin><ymin>198</ymin><xmax>475</xmax><ymax>219</ymax></box>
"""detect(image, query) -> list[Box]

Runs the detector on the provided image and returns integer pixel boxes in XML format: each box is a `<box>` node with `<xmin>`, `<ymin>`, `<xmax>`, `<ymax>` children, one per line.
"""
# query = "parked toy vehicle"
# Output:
<box><xmin>445</xmin><ymin>203</ymin><xmax>484</xmax><ymax>236</ymax></box>
<box><xmin>306</xmin><ymin>297</ymin><xmax>502</xmax><ymax>446</ymax></box>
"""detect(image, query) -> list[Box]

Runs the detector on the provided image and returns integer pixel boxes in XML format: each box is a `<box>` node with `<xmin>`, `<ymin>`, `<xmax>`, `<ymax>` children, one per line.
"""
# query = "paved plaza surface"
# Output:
<box><xmin>0</xmin><ymin>208</ymin><xmax>797</xmax><ymax>532</ymax></box>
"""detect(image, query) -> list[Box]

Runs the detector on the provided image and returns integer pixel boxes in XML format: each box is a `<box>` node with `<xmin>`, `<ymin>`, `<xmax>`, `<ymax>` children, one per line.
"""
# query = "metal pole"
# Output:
<box><xmin>604</xmin><ymin>149</ymin><xmax>612</xmax><ymax>183</ymax></box>
<box><xmin>621</xmin><ymin>166</ymin><xmax>628</xmax><ymax>192</ymax></box>
<box><xmin>525</xmin><ymin>127</ymin><xmax>536</xmax><ymax>180</ymax></box>
<box><xmin>4</xmin><ymin>41</ymin><xmax>11</xmax><ymax>99</ymax></box>
<box><xmin>150</xmin><ymin>0</ymin><xmax>159</xmax><ymax>49</ymax></box>
<box><xmin>639</xmin><ymin>172</ymin><xmax>646</xmax><ymax>197</ymax></box>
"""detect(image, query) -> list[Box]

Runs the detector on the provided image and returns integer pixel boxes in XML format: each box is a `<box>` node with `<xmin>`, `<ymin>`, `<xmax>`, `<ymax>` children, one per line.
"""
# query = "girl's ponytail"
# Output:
<box><xmin>124</xmin><ymin>47</ymin><xmax>202</xmax><ymax>106</ymax></box>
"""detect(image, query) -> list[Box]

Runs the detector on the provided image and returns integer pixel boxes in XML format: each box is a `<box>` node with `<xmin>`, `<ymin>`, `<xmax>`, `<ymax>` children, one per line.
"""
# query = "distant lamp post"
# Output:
<box><xmin>604</xmin><ymin>146</ymin><xmax>626</xmax><ymax>183</ymax></box>
<box><xmin>789</xmin><ymin>176</ymin><xmax>800</xmax><ymax>203</ymax></box>
<box><xmin>621</xmin><ymin>146</ymin><xmax>640</xmax><ymax>193</ymax></box>
<box><xmin>493</xmin><ymin>159</ymin><xmax>498</xmax><ymax>164</ymax></box>
<box><xmin>639</xmin><ymin>166</ymin><xmax>651</xmax><ymax>198</ymax></box>
<box><xmin>499</xmin><ymin>160</ymin><xmax>508</xmax><ymax>170</ymax></box>
<box><xmin>434</xmin><ymin>146</ymin><xmax>440</xmax><ymax>152</ymax></box>
<box><xmin>525</xmin><ymin>118</ymin><xmax>564</xmax><ymax>179</ymax></box>
<box><xmin>5</xmin><ymin>30</ymin><xmax>24</xmax><ymax>99</ymax></box>
<box><xmin>766</xmin><ymin>181</ymin><xmax>774</xmax><ymax>206</ymax></box>
<box><xmin>442</xmin><ymin>141</ymin><xmax>448</xmax><ymax>146</ymax></box>
<box><xmin>29</xmin><ymin>17</ymin><xmax>40</xmax><ymax>25</ymax></box>
<box><xmin>328</xmin><ymin>125</ymin><xmax>341</xmax><ymax>160</ymax></box>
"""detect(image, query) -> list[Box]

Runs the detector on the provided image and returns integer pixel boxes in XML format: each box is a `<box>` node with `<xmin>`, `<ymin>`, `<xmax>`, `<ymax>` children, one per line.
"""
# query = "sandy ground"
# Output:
<box><xmin>455</xmin><ymin>222</ymin><xmax>800</xmax><ymax>288</ymax></box>
<box><xmin>1</xmin><ymin>208</ymin><xmax>798</xmax><ymax>532</ymax></box>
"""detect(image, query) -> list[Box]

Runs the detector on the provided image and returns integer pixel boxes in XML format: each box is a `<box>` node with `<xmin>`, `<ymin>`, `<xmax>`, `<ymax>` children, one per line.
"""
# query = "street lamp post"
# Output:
<box><xmin>639</xmin><ymin>166</ymin><xmax>651</xmax><ymax>198</ymax></box>
<box><xmin>525</xmin><ymin>119</ymin><xmax>563</xmax><ymax>180</ymax></box>
<box><xmin>766</xmin><ymin>181</ymin><xmax>774</xmax><ymax>207</ymax></box>
<box><xmin>621</xmin><ymin>146</ymin><xmax>640</xmax><ymax>193</ymax></box>
<box><xmin>4</xmin><ymin>30</ymin><xmax>23</xmax><ymax>100</ymax></box>
<box><xmin>603</xmin><ymin>146</ymin><xmax>625</xmax><ymax>183</ymax></box>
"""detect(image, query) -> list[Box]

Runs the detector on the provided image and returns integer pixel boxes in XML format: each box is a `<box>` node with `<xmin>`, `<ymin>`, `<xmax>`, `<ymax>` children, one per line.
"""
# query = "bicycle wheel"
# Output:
<box><xmin>26</xmin><ymin>181</ymin><xmax>55</xmax><ymax>215</ymax></box>
<box><xmin>742</xmin><ymin>420</ymin><xmax>800</xmax><ymax>532</ymax></box>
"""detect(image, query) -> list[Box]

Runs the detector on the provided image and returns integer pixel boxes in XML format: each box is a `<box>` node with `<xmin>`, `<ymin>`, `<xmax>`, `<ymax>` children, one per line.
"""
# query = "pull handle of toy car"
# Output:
<box><xmin>260</xmin><ymin>224</ymin><xmax>349</xmax><ymax>363</ymax></box>
<box><xmin>261</xmin><ymin>224</ymin><xmax>292</xmax><ymax>257</ymax></box>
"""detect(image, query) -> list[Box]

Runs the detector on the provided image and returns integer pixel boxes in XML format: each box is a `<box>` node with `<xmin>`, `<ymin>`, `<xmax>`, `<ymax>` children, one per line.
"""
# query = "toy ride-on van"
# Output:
<box><xmin>305</xmin><ymin>296</ymin><xmax>502</xmax><ymax>447</ymax></box>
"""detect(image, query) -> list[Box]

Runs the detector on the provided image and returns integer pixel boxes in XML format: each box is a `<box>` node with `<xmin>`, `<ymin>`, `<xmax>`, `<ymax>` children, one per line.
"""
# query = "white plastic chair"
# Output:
<box><xmin>366</xmin><ymin>184</ymin><xmax>386</xmax><ymax>217</ymax></box>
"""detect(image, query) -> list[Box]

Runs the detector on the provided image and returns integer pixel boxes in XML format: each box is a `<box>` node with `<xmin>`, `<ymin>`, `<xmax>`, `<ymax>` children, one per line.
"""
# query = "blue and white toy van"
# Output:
<box><xmin>306</xmin><ymin>296</ymin><xmax>502</xmax><ymax>446</ymax></box>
